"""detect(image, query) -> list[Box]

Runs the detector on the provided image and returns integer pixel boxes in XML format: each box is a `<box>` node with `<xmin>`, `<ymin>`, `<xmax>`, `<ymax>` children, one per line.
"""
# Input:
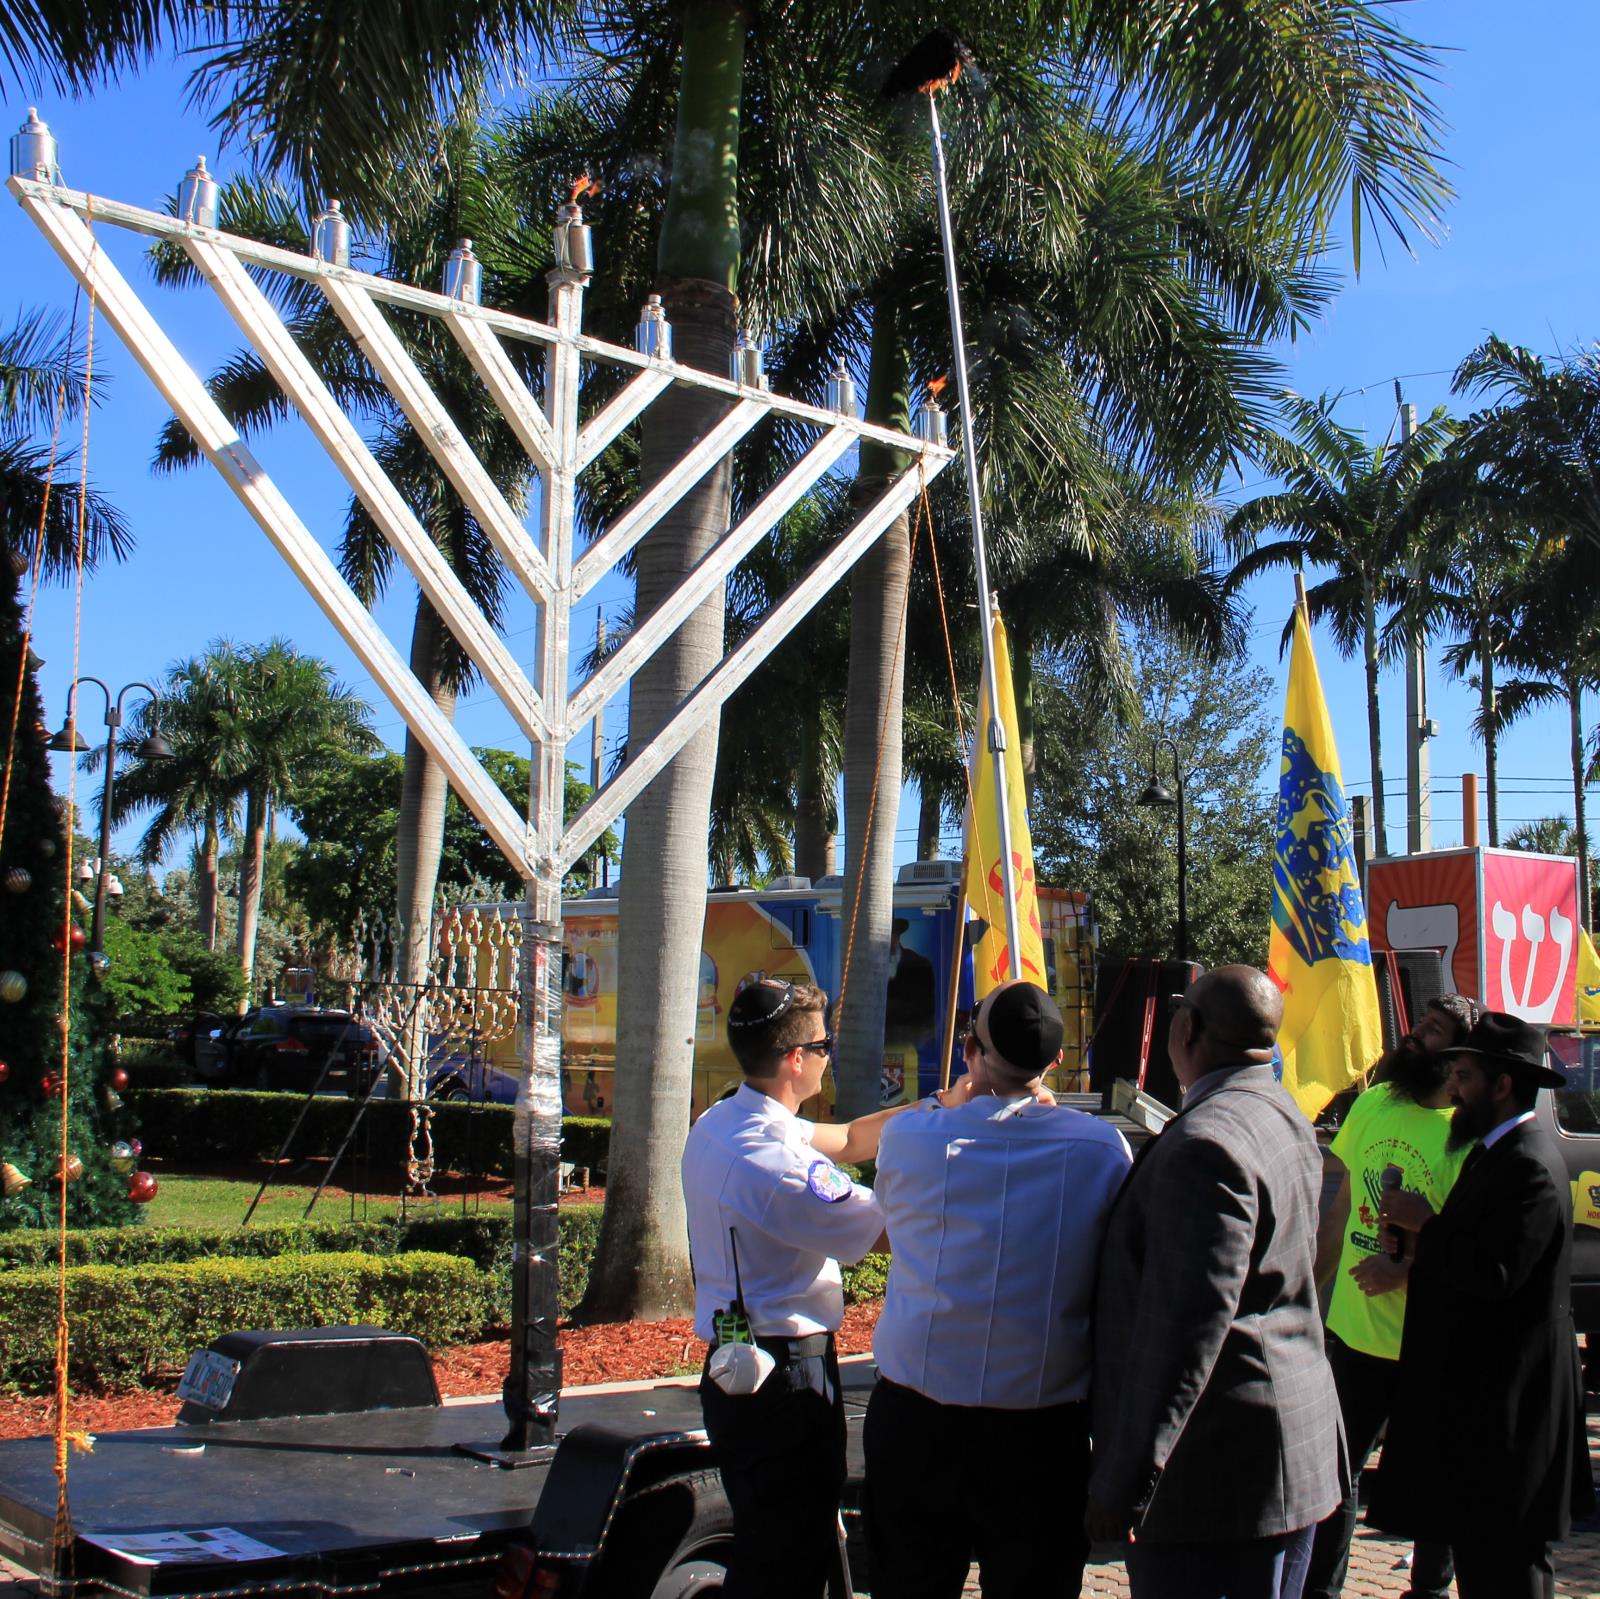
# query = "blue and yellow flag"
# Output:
<box><xmin>1268</xmin><ymin>607</ymin><xmax>1384</xmax><ymax>1118</ymax></box>
<box><xmin>1577</xmin><ymin>926</ymin><xmax>1600</xmax><ymax>1028</ymax></box>
<box><xmin>962</xmin><ymin>614</ymin><xmax>1048</xmax><ymax>999</ymax></box>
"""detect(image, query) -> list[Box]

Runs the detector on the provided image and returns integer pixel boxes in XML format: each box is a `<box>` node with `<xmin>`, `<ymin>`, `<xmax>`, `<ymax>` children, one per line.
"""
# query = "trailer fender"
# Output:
<box><xmin>522</xmin><ymin>1422</ymin><xmax>716</xmax><ymax>1571</ymax></box>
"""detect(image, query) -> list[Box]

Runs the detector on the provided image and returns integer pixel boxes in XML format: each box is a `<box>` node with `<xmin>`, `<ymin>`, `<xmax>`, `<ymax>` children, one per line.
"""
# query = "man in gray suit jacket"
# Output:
<box><xmin>1086</xmin><ymin>965</ymin><xmax>1345</xmax><ymax>1599</ymax></box>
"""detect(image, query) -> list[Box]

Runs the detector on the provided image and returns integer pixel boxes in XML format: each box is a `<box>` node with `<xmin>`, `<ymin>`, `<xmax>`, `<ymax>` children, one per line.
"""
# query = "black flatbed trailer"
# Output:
<box><xmin>0</xmin><ymin>1365</ymin><xmax>884</xmax><ymax>1598</ymax></box>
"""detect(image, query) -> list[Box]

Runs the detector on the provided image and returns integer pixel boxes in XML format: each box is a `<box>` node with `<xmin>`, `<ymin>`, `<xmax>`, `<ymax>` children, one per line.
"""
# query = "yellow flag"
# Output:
<box><xmin>962</xmin><ymin>614</ymin><xmax>1048</xmax><ymax>999</ymax></box>
<box><xmin>1578</xmin><ymin>926</ymin><xmax>1600</xmax><ymax>1028</ymax></box>
<box><xmin>1268</xmin><ymin>608</ymin><xmax>1385</xmax><ymax>1118</ymax></box>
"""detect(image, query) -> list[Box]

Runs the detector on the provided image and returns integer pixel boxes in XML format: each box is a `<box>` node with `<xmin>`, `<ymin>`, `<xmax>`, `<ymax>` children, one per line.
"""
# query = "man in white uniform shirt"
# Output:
<box><xmin>682</xmin><ymin>977</ymin><xmax>921</xmax><ymax>1599</ymax></box>
<box><xmin>863</xmin><ymin>979</ymin><xmax>1133</xmax><ymax>1598</ymax></box>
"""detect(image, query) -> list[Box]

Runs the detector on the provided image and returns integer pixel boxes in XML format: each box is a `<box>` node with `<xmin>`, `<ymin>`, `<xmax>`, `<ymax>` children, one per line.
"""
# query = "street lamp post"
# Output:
<box><xmin>48</xmin><ymin>677</ymin><xmax>171</xmax><ymax>952</ymax></box>
<box><xmin>1137</xmin><ymin>737</ymin><xmax>1188</xmax><ymax>966</ymax></box>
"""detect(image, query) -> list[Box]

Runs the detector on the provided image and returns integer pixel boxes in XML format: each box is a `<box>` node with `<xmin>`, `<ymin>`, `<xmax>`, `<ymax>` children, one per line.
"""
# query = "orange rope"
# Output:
<box><xmin>53</xmin><ymin>199</ymin><xmax>99</xmax><ymax>1561</ymax></box>
<box><xmin>836</xmin><ymin>466</ymin><xmax>930</xmax><ymax>1022</ymax></box>
<box><xmin>0</xmin><ymin>295</ymin><xmax>79</xmax><ymax>853</ymax></box>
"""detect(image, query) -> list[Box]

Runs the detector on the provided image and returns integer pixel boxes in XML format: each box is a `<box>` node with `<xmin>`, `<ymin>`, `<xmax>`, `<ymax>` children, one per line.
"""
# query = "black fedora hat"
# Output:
<box><xmin>1448</xmin><ymin>1010</ymin><xmax>1565</xmax><ymax>1088</ymax></box>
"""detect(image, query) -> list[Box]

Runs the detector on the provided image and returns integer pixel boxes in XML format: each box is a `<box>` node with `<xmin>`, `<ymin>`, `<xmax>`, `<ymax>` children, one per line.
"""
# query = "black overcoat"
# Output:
<box><xmin>1368</xmin><ymin>1118</ymin><xmax>1594</xmax><ymax>1543</ymax></box>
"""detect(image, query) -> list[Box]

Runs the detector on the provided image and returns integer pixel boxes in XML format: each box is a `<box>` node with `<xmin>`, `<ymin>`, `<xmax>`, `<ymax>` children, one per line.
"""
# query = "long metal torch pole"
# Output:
<box><xmin>925</xmin><ymin>91</ymin><xmax>1022</xmax><ymax>957</ymax></box>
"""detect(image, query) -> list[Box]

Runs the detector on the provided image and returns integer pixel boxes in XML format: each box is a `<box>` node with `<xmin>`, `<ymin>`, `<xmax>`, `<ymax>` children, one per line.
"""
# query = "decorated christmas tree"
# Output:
<box><xmin>0</xmin><ymin>554</ymin><xmax>146</xmax><ymax>1229</ymax></box>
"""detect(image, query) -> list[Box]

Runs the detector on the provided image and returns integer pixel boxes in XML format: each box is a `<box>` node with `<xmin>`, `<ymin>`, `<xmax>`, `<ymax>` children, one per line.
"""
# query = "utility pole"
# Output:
<box><xmin>1399</xmin><ymin>383</ymin><xmax>1432</xmax><ymax>855</ymax></box>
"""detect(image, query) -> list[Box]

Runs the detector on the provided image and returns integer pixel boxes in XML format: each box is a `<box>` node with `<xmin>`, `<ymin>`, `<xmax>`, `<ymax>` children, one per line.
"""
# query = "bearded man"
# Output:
<box><xmin>1369</xmin><ymin>1012</ymin><xmax>1594</xmax><ymax>1599</ymax></box>
<box><xmin>1305</xmin><ymin>994</ymin><xmax>1478</xmax><ymax>1598</ymax></box>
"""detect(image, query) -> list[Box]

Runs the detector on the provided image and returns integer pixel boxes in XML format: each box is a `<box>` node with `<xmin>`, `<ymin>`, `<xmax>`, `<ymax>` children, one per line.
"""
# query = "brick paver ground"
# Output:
<box><xmin>3</xmin><ymin>1417</ymin><xmax>1600</xmax><ymax>1595</ymax></box>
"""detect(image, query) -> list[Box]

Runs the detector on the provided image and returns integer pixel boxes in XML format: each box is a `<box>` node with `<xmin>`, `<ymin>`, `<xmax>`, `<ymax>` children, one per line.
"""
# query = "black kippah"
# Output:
<box><xmin>727</xmin><ymin>978</ymin><xmax>795</xmax><ymax>1033</ymax></box>
<box><xmin>983</xmin><ymin>982</ymin><xmax>1064</xmax><ymax>1074</ymax></box>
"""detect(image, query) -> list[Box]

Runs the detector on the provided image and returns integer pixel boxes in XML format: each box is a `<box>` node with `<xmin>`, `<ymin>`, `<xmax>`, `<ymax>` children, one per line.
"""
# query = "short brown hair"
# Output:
<box><xmin>728</xmin><ymin>980</ymin><xmax>828</xmax><ymax>1074</ymax></box>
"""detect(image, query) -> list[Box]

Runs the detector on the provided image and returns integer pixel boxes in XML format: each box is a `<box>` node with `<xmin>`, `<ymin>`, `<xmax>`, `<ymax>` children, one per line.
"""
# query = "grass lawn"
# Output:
<box><xmin>143</xmin><ymin>1172</ymin><xmax>506</xmax><ymax>1230</ymax></box>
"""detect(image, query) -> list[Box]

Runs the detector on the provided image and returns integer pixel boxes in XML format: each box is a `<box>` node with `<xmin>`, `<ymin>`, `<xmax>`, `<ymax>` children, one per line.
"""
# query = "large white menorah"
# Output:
<box><xmin>10</xmin><ymin>134</ymin><xmax>954</xmax><ymax>1448</ymax></box>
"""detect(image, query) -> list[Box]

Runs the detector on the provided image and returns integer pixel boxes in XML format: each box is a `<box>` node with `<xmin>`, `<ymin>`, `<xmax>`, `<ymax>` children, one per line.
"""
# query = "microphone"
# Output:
<box><xmin>1380</xmin><ymin>1164</ymin><xmax>1406</xmax><ymax>1262</ymax></box>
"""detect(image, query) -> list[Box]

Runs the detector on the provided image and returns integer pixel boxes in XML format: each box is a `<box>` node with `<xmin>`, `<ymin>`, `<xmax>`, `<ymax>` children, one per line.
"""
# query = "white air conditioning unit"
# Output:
<box><xmin>896</xmin><ymin>859</ymin><xmax>962</xmax><ymax>886</ymax></box>
<box><xmin>767</xmin><ymin>875</ymin><xmax>812</xmax><ymax>891</ymax></box>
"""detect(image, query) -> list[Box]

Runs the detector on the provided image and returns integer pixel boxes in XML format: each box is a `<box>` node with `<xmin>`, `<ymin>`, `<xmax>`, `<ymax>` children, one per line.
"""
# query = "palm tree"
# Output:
<box><xmin>1448</xmin><ymin>336</ymin><xmax>1600</xmax><ymax>554</ymax></box>
<box><xmin>223</xmin><ymin>640</ymin><xmax>377</xmax><ymax>996</ymax></box>
<box><xmin>1490</xmin><ymin>541</ymin><xmax>1600</xmax><ymax>931</ymax></box>
<box><xmin>108</xmin><ymin>646</ymin><xmax>247</xmax><ymax>948</ymax></box>
<box><xmin>1224</xmin><ymin>394</ymin><xmax>1453</xmax><ymax>856</ymax></box>
<box><xmin>0</xmin><ymin>307</ymin><xmax>130</xmax><ymax>581</ymax></box>
<box><xmin>1395</xmin><ymin>511</ymin><xmax>1533</xmax><ymax>846</ymax></box>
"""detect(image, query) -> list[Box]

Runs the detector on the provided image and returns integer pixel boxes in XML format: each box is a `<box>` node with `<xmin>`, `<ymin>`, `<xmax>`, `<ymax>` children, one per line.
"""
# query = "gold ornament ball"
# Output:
<box><xmin>0</xmin><ymin>970</ymin><xmax>26</xmax><ymax>1003</ymax></box>
<box><xmin>1</xmin><ymin>1162</ymin><xmax>30</xmax><ymax>1198</ymax></box>
<box><xmin>54</xmin><ymin>1153</ymin><xmax>84</xmax><ymax>1185</ymax></box>
<box><xmin>109</xmin><ymin>1140</ymin><xmax>135</xmax><ymax>1173</ymax></box>
<box><xmin>2</xmin><ymin>867</ymin><xmax>29</xmax><ymax>894</ymax></box>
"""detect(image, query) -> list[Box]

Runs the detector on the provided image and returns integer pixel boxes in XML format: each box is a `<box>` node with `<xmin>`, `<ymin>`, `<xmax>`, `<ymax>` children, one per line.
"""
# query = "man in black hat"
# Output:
<box><xmin>1370</xmin><ymin>1010</ymin><xmax>1595</xmax><ymax>1598</ymax></box>
<box><xmin>863</xmin><ymin>979</ymin><xmax>1132</xmax><ymax>1597</ymax></box>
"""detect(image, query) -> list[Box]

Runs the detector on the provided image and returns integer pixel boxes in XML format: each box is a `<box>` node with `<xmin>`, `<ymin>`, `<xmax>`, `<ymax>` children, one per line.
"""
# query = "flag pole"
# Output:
<box><xmin>1294</xmin><ymin>571</ymin><xmax>1310</xmax><ymax>624</ymax></box>
<box><xmin>939</xmin><ymin>733</ymin><xmax>985</xmax><ymax>1088</ymax></box>
<box><xmin>925</xmin><ymin>89</ymin><xmax>1023</xmax><ymax>959</ymax></box>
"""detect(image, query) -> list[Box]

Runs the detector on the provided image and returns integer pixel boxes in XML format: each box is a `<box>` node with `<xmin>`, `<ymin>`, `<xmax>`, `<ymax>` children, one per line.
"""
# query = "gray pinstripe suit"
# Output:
<box><xmin>1089</xmin><ymin>1064</ymin><xmax>1346</xmax><ymax>1545</ymax></box>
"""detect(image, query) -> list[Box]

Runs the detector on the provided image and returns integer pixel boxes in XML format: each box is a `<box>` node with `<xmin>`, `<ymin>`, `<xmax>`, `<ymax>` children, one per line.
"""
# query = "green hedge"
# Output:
<box><xmin>0</xmin><ymin>1213</ymin><xmax>514</xmax><ymax>1272</ymax></box>
<box><xmin>0</xmin><ymin>1251</ymin><xmax>495</xmax><ymax>1391</ymax></box>
<box><xmin>123</xmin><ymin>1089</ymin><xmax>611</xmax><ymax>1178</ymax></box>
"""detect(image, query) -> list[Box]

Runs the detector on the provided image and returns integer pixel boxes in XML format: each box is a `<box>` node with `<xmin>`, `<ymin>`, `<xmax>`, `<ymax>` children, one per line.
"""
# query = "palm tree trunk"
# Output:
<box><xmin>1362</xmin><ymin>580</ymin><xmax>1388</xmax><ymax>855</ymax></box>
<box><xmin>198</xmin><ymin>812</ymin><xmax>220</xmax><ymax>951</ymax></box>
<box><xmin>583</xmin><ymin>0</ymin><xmax>746</xmax><ymax>1323</ymax></box>
<box><xmin>394</xmin><ymin>598</ymin><xmax>456</xmax><ymax>1100</ymax></box>
<box><xmin>1572</xmin><ymin>681</ymin><xmax>1590</xmax><ymax>930</ymax></box>
<box><xmin>917</xmin><ymin>788</ymin><xmax>942</xmax><ymax>860</ymax></box>
<box><xmin>1481</xmin><ymin>622</ymin><xmax>1499</xmax><ymax>846</ymax></box>
<box><xmin>235</xmin><ymin>788</ymin><xmax>267</xmax><ymax>1008</ymax></box>
<box><xmin>836</xmin><ymin>295</ymin><xmax>912</xmax><ymax>1122</ymax></box>
<box><xmin>395</xmin><ymin>600</ymin><xmax>456</xmax><ymax>970</ymax></box>
<box><xmin>794</xmin><ymin>707</ymin><xmax>834</xmax><ymax>879</ymax></box>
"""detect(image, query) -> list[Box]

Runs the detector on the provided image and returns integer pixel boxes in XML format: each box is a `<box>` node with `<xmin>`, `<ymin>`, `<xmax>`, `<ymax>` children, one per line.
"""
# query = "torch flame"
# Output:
<box><xmin>569</xmin><ymin>173</ymin><xmax>600</xmax><ymax>204</ymax></box>
<box><xmin>928</xmin><ymin>374</ymin><xmax>949</xmax><ymax>401</ymax></box>
<box><xmin>920</xmin><ymin>58</ymin><xmax>962</xmax><ymax>95</ymax></box>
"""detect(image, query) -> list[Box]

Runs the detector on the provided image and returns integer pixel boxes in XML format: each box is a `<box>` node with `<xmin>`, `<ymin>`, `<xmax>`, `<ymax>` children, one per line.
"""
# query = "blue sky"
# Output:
<box><xmin>4</xmin><ymin>0</ymin><xmax>1597</xmax><ymax>877</ymax></box>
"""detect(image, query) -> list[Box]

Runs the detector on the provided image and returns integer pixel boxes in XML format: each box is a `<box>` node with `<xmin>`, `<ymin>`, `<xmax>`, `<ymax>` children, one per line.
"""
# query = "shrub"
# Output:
<box><xmin>0</xmin><ymin>1251</ymin><xmax>494</xmax><ymax>1391</ymax></box>
<box><xmin>0</xmin><ymin>1212</ymin><xmax>517</xmax><ymax>1272</ymax></box>
<box><xmin>122</xmin><ymin>1089</ymin><xmax>611</xmax><ymax>1179</ymax></box>
<box><xmin>842</xmin><ymin>1252</ymin><xmax>889</xmax><ymax>1303</ymax></box>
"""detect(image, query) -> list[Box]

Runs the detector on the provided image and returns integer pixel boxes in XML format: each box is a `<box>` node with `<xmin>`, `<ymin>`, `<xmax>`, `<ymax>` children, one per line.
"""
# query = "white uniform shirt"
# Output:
<box><xmin>683</xmin><ymin>1082</ymin><xmax>885</xmax><ymax>1342</ymax></box>
<box><xmin>872</xmin><ymin>1096</ymin><xmax>1132</xmax><ymax>1408</ymax></box>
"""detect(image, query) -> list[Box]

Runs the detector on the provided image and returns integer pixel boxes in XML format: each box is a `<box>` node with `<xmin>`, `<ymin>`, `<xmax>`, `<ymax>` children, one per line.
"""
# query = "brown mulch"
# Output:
<box><xmin>0</xmin><ymin>1302</ymin><xmax>883</xmax><ymax>1441</ymax></box>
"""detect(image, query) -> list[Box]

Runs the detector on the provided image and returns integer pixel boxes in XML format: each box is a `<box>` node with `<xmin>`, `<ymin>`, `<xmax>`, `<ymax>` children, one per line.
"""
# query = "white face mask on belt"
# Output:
<box><xmin>708</xmin><ymin>1341</ymin><xmax>776</xmax><ymax>1394</ymax></box>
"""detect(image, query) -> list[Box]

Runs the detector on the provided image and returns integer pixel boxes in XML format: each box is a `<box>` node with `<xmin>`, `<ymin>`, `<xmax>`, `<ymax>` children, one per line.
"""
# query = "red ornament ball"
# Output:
<box><xmin>109</xmin><ymin>1066</ymin><xmax>129</xmax><ymax>1091</ymax></box>
<box><xmin>126</xmin><ymin>1170</ymin><xmax>158</xmax><ymax>1204</ymax></box>
<box><xmin>40</xmin><ymin>1071</ymin><xmax>62</xmax><ymax>1097</ymax></box>
<box><xmin>127</xmin><ymin>1138</ymin><xmax>143</xmax><ymax>1159</ymax></box>
<box><xmin>0</xmin><ymin>1059</ymin><xmax>9</xmax><ymax>1085</ymax></box>
<box><xmin>50</xmin><ymin>924</ymin><xmax>87</xmax><ymax>954</ymax></box>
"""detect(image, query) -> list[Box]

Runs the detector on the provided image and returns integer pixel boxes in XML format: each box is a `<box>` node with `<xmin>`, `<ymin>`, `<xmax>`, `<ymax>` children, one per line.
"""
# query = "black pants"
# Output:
<box><xmin>862</xmin><ymin>1374</ymin><xmax>1091</xmax><ymax>1599</ymax></box>
<box><xmin>1451</xmin><ymin>1537</ymin><xmax>1554</xmax><ymax>1599</ymax></box>
<box><xmin>1305</xmin><ymin>1334</ymin><xmax>1453</xmax><ymax>1599</ymax></box>
<box><xmin>699</xmin><ymin>1337</ymin><xmax>846</xmax><ymax>1599</ymax></box>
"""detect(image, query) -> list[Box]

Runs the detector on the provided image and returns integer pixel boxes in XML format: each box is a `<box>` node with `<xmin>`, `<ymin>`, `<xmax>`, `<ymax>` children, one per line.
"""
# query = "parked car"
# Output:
<box><xmin>219</xmin><ymin>1006</ymin><xmax>382</xmax><ymax>1096</ymax></box>
<box><xmin>425</xmin><ymin>1053</ymin><xmax>519</xmax><ymax>1104</ymax></box>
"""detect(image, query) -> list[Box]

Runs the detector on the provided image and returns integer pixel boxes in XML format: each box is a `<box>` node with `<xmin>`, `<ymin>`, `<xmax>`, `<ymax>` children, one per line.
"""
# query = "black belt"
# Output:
<box><xmin>754</xmin><ymin>1332</ymin><xmax>833</xmax><ymax>1362</ymax></box>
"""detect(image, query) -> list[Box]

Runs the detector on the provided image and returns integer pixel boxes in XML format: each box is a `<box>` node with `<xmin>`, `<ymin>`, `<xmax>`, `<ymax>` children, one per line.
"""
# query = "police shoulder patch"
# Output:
<box><xmin>806</xmin><ymin>1159</ymin><xmax>853</xmax><ymax>1203</ymax></box>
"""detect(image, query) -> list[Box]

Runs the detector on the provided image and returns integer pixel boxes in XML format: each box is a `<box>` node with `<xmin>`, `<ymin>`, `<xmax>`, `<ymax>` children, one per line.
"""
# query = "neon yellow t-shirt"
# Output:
<box><xmin>1326</xmin><ymin>1081</ymin><xmax>1470</xmax><ymax>1360</ymax></box>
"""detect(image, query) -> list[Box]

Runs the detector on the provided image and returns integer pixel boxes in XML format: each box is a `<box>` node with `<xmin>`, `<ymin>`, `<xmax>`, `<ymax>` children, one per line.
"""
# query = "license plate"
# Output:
<box><xmin>177</xmin><ymin>1349</ymin><xmax>240</xmax><ymax>1412</ymax></box>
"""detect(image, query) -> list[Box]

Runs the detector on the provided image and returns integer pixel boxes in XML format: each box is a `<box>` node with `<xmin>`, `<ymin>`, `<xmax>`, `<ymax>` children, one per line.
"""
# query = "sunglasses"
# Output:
<box><xmin>797</xmin><ymin>1034</ymin><xmax>835</xmax><ymax>1058</ymax></box>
